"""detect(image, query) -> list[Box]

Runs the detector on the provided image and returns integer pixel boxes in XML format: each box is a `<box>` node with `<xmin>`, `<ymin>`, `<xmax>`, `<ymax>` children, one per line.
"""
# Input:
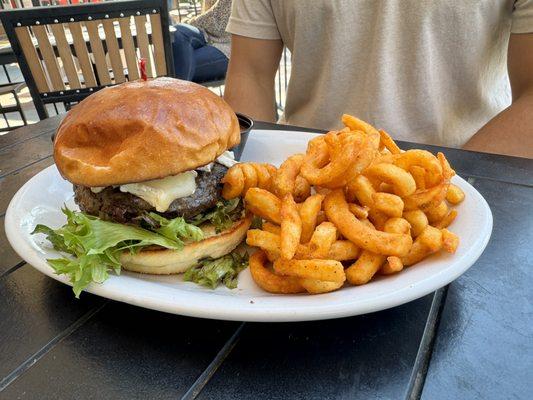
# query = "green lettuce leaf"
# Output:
<box><xmin>32</xmin><ymin>207</ymin><xmax>204</xmax><ymax>297</ymax></box>
<box><xmin>32</xmin><ymin>224</ymin><xmax>72</xmax><ymax>254</ymax></box>
<box><xmin>183</xmin><ymin>251</ymin><xmax>249</xmax><ymax>289</ymax></box>
<box><xmin>147</xmin><ymin>212</ymin><xmax>204</xmax><ymax>244</ymax></box>
<box><xmin>190</xmin><ymin>198</ymin><xmax>243</xmax><ymax>233</ymax></box>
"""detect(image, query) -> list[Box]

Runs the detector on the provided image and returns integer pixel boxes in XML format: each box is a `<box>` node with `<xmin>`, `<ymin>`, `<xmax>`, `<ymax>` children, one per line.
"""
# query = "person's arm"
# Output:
<box><xmin>224</xmin><ymin>34</ymin><xmax>283</xmax><ymax>122</ymax></box>
<box><xmin>463</xmin><ymin>33</ymin><xmax>533</xmax><ymax>158</ymax></box>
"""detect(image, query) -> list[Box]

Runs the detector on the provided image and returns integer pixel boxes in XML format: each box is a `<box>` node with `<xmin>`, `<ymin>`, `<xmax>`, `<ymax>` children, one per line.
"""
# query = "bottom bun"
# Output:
<box><xmin>120</xmin><ymin>214</ymin><xmax>252</xmax><ymax>275</ymax></box>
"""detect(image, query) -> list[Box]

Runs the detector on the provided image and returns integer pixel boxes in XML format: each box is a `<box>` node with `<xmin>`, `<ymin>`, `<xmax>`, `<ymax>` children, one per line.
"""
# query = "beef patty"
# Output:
<box><xmin>74</xmin><ymin>163</ymin><xmax>228</xmax><ymax>224</ymax></box>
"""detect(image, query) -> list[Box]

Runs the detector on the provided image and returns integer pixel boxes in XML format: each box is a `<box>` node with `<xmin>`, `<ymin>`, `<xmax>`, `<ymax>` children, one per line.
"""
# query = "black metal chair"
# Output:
<box><xmin>0</xmin><ymin>0</ymin><xmax>174</xmax><ymax>120</ymax></box>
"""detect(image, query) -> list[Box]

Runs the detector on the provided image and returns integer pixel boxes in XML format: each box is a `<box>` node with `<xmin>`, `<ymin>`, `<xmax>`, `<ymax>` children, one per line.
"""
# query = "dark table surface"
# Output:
<box><xmin>0</xmin><ymin>116</ymin><xmax>532</xmax><ymax>400</ymax></box>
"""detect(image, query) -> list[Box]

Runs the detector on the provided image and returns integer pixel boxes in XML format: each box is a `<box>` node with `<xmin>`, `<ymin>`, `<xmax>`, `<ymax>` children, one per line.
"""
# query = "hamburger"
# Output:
<box><xmin>34</xmin><ymin>78</ymin><xmax>251</xmax><ymax>296</ymax></box>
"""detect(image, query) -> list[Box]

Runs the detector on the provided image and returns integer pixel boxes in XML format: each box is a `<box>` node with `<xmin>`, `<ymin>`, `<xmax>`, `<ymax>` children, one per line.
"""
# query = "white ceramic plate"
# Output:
<box><xmin>5</xmin><ymin>130</ymin><xmax>492</xmax><ymax>322</ymax></box>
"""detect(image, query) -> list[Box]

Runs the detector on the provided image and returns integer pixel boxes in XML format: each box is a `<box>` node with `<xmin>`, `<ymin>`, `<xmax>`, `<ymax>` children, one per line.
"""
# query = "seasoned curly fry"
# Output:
<box><xmin>327</xmin><ymin>241</ymin><xmax>361</xmax><ymax>260</ymax></box>
<box><xmin>299</xmin><ymin>278</ymin><xmax>344</xmax><ymax>294</ymax></box>
<box><xmin>307</xmin><ymin>222</ymin><xmax>337</xmax><ymax>259</ymax></box>
<box><xmin>299</xmin><ymin>194</ymin><xmax>325</xmax><ymax>243</ymax></box>
<box><xmin>401</xmin><ymin>226</ymin><xmax>443</xmax><ymax>266</ymax></box>
<box><xmin>426</xmin><ymin>201</ymin><xmax>449</xmax><ymax>224</ymax></box>
<box><xmin>346</xmin><ymin>216</ymin><xmax>410</xmax><ymax>284</ymax></box>
<box><xmin>274</xmin><ymin>258</ymin><xmax>346</xmax><ymax>283</ymax></box>
<box><xmin>272</xmin><ymin>154</ymin><xmax>305</xmax><ymax>197</ymax></box>
<box><xmin>403</xmin><ymin>209</ymin><xmax>428</xmax><ymax>237</ymax></box>
<box><xmin>222</xmin><ymin>114</ymin><xmax>464</xmax><ymax>294</ymax></box>
<box><xmin>441</xmin><ymin>228</ymin><xmax>459</xmax><ymax>253</ymax></box>
<box><xmin>280</xmin><ymin>194</ymin><xmax>302</xmax><ymax>259</ymax></box>
<box><xmin>379</xmin><ymin>129</ymin><xmax>402</xmax><ymax>154</ymax></box>
<box><xmin>222</xmin><ymin>162</ymin><xmax>277</xmax><ymax>199</ymax></box>
<box><xmin>240</xmin><ymin>163</ymin><xmax>258</xmax><ymax>195</ymax></box>
<box><xmin>249</xmin><ymin>250</ymin><xmax>305</xmax><ymax>294</ymax></box>
<box><xmin>380</xmin><ymin>256</ymin><xmax>404</xmax><ymax>275</ymax></box>
<box><xmin>437</xmin><ymin>152</ymin><xmax>455</xmax><ymax>180</ymax></box>
<box><xmin>371</xmin><ymin>153</ymin><xmax>401</xmax><ymax>167</ymax></box>
<box><xmin>254</xmin><ymin>163</ymin><xmax>275</xmax><ymax>190</ymax></box>
<box><xmin>394</xmin><ymin>150</ymin><xmax>443</xmax><ymax>187</ymax></box>
<box><xmin>403</xmin><ymin>183</ymin><xmax>449</xmax><ymax>212</ymax></box>
<box><xmin>301</xmin><ymin>131</ymin><xmax>361</xmax><ymax>185</ymax></box>
<box><xmin>345</xmin><ymin>175</ymin><xmax>388</xmax><ymax>229</ymax></box>
<box><xmin>221</xmin><ymin>165</ymin><xmax>244</xmax><ymax>199</ymax></box>
<box><xmin>446</xmin><ymin>184</ymin><xmax>465</xmax><ymax>204</ymax></box>
<box><xmin>346</xmin><ymin>250</ymin><xmax>386</xmax><ymax>285</ymax></box>
<box><xmin>293</xmin><ymin>175</ymin><xmax>311</xmax><ymax>202</ymax></box>
<box><xmin>348</xmin><ymin>203</ymin><xmax>369</xmax><ymax>219</ymax></box>
<box><xmin>434</xmin><ymin>209</ymin><xmax>458</xmax><ymax>229</ymax></box>
<box><xmin>363</xmin><ymin>163</ymin><xmax>417</xmax><ymax>197</ymax></box>
<box><xmin>246</xmin><ymin>229</ymin><xmax>281</xmax><ymax>254</ymax></box>
<box><xmin>262</xmin><ymin>222</ymin><xmax>281</xmax><ymax>235</ymax></box>
<box><xmin>372</xmin><ymin>192</ymin><xmax>404</xmax><ymax>218</ymax></box>
<box><xmin>244</xmin><ymin>188</ymin><xmax>281</xmax><ymax>224</ymax></box>
<box><xmin>378</xmin><ymin>218</ymin><xmax>411</xmax><ymax>275</ymax></box>
<box><xmin>342</xmin><ymin>114</ymin><xmax>379</xmax><ymax>136</ymax></box>
<box><xmin>324</xmin><ymin>190</ymin><xmax>412</xmax><ymax>256</ymax></box>
<box><xmin>409</xmin><ymin>166</ymin><xmax>427</xmax><ymax>190</ymax></box>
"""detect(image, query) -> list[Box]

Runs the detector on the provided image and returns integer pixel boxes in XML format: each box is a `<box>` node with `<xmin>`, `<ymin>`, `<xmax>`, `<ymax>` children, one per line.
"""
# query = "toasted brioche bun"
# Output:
<box><xmin>120</xmin><ymin>214</ymin><xmax>252</xmax><ymax>275</ymax></box>
<box><xmin>54</xmin><ymin>78</ymin><xmax>240</xmax><ymax>187</ymax></box>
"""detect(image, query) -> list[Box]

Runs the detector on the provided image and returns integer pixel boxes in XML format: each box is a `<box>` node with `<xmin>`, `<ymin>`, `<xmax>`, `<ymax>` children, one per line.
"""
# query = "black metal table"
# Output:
<box><xmin>1</xmin><ymin>116</ymin><xmax>532</xmax><ymax>400</ymax></box>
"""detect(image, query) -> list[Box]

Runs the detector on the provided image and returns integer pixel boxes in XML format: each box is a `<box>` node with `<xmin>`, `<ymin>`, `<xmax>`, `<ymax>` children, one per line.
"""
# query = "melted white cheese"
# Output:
<box><xmin>216</xmin><ymin>151</ymin><xmax>237</xmax><ymax>168</ymax></box>
<box><xmin>196</xmin><ymin>162</ymin><xmax>214</xmax><ymax>172</ymax></box>
<box><xmin>119</xmin><ymin>171</ymin><xmax>198</xmax><ymax>212</ymax></box>
<box><xmin>89</xmin><ymin>151</ymin><xmax>236</xmax><ymax>209</ymax></box>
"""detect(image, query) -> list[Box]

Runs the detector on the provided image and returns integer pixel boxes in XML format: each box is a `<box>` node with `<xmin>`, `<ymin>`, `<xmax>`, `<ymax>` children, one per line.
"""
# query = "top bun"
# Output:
<box><xmin>54</xmin><ymin>78</ymin><xmax>240</xmax><ymax>187</ymax></box>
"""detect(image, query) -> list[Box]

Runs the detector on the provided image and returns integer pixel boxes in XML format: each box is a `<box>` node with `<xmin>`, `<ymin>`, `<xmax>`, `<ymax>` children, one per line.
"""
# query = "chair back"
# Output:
<box><xmin>0</xmin><ymin>0</ymin><xmax>174</xmax><ymax>119</ymax></box>
<box><xmin>0</xmin><ymin>0</ymin><xmax>100</xmax><ymax>36</ymax></box>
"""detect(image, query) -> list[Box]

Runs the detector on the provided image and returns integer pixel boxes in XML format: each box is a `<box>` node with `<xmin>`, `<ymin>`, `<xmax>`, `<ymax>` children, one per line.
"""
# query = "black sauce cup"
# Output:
<box><xmin>232</xmin><ymin>112</ymin><xmax>254</xmax><ymax>161</ymax></box>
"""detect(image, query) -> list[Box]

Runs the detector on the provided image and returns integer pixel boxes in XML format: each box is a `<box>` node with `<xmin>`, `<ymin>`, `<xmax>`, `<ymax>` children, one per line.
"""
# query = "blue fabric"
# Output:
<box><xmin>172</xmin><ymin>23</ymin><xmax>228</xmax><ymax>83</ymax></box>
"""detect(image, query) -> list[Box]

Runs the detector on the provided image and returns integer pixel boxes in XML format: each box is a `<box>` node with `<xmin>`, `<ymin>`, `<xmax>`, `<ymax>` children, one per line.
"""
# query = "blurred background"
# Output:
<box><xmin>0</xmin><ymin>0</ymin><xmax>290</xmax><ymax>133</ymax></box>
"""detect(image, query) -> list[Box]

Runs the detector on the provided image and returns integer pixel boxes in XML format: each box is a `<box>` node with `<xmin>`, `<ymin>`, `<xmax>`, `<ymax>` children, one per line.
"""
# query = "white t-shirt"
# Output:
<box><xmin>227</xmin><ymin>0</ymin><xmax>533</xmax><ymax>147</ymax></box>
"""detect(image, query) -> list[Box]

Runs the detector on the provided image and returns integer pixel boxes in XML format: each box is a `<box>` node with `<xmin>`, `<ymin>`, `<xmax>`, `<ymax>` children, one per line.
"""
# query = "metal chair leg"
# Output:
<box><xmin>2</xmin><ymin>64</ymin><xmax>12</xmax><ymax>84</ymax></box>
<box><xmin>12</xmin><ymin>88</ymin><xmax>27</xmax><ymax>126</ymax></box>
<box><xmin>34</xmin><ymin>98</ymin><xmax>49</xmax><ymax>120</ymax></box>
<box><xmin>0</xmin><ymin>106</ymin><xmax>10</xmax><ymax>129</ymax></box>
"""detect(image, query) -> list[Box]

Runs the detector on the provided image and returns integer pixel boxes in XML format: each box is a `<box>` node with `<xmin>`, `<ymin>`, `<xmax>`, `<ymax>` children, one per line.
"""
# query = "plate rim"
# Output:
<box><xmin>5</xmin><ymin>130</ymin><xmax>493</xmax><ymax>322</ymax></box>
